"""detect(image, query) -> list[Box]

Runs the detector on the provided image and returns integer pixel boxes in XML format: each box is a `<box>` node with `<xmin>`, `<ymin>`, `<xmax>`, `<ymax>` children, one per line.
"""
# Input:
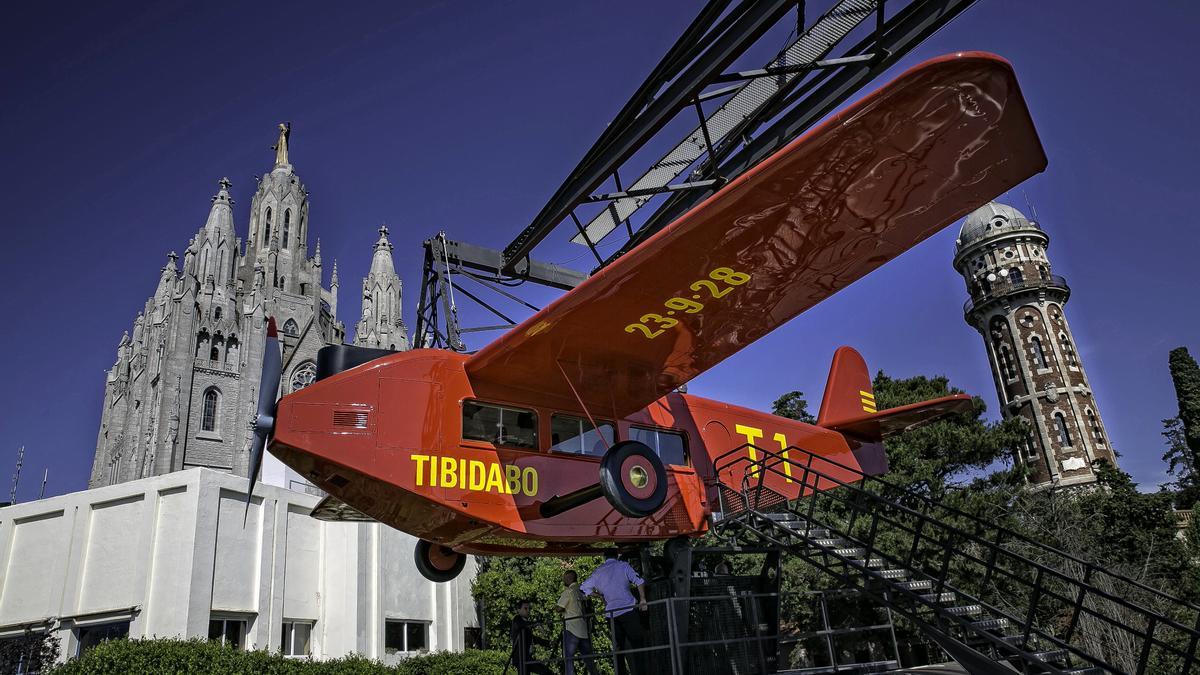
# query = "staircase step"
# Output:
<box><xmin>945</xmin><ymin>604</ymin><xmax>983</xmax><ymax>616</ymax></box>
<box><xmin>920</xmin><ymin>592</ymin><xmax>957</xmax><ymax>604</ymax></box>
<box><xmin>875</xmin><ymin>568</ymin><xmax>910</xmax><ymax>580</ymax></box>
<box><xmin>1031</xmin><ymin>649</ymin><xmax>1068</xmax><ymax>663</ymax></box>
<box><xmin>1064</xmin><ymin>669</ymin><xmax>1104</xmax><ymax>675</ymax></box>
<box><xmin>896</xmin><ymin>580</ymin><xmax>934</xmax><ymax>591</ymax></box>
<box><xmin>833</xmin><ymin>547</ymin><xmax>867</xmax><ymax>558</ymax></box>
<box><xmin>972</xmin><ymin>618</ymin><xmax>1010</xmax><ymax>631</ymax></box>
<box><xmin>811</xmin><ymin>538</ymin><xmax>849</xmax><ymax>548</ymax></box>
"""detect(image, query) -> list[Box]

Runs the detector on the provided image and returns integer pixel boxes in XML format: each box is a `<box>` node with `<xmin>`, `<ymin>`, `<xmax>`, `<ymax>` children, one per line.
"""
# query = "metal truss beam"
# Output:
<box><xmin>501</xmin><ymin>0</ymin><xmax>796</xmax><ymax>271</ymax></box>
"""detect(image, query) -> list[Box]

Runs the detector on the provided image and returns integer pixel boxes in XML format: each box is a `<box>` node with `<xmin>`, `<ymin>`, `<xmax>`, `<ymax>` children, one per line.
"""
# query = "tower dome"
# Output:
<box><xmin>956</xmin><ymin>201</ymin><xmax>1041</xmax><ymax>252</ymax></box>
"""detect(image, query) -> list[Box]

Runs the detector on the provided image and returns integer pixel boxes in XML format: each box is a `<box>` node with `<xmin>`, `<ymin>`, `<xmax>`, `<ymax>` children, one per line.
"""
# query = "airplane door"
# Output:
<box><xmin>377</xmin><ymin>378</ymin><xmax>442</xmax><ymax>489</ymax></box>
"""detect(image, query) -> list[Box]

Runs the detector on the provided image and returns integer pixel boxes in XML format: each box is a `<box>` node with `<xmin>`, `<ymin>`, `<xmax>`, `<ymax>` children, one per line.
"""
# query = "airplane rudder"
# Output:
<box><xmin>816</xmin><ymin>346</ymin><xmax>876</xmax><ymax>426</ymax></box>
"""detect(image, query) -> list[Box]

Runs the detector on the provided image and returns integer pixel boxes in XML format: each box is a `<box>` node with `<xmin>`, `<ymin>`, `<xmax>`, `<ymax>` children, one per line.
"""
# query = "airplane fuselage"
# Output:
<box><xmin>271</xmin><ymin>348</ymin><xmax>867</xmax><ymax>557</ymax></box>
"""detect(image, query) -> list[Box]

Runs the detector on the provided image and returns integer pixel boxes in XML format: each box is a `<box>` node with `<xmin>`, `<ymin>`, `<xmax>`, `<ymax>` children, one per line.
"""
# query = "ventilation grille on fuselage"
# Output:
<box><xmin>332</xmin><ymin>410</ymin><xmax>369</xmax><ymax>428</ymax></box>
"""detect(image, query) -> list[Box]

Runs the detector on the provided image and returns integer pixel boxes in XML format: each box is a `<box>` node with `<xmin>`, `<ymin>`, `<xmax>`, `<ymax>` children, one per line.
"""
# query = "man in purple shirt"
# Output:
<box><xmin>580</xmin><ymin>550</ymin><xmax>648</xmax><ymax>675</ymax></box>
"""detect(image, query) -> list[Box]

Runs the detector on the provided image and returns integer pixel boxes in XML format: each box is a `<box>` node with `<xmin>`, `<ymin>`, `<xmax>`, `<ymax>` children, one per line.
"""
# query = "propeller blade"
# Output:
<box><xmin>245</xmin><ymin>317</ymin><xmax>283</xmax><ymax>524</ymax></box>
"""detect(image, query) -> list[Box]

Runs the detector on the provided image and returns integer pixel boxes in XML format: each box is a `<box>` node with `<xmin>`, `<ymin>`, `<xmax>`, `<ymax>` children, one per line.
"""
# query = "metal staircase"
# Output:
<box><xmin>711</xmin><ymin>445</ymin><xmax>1200</xmax><ymax>675</ymax></box>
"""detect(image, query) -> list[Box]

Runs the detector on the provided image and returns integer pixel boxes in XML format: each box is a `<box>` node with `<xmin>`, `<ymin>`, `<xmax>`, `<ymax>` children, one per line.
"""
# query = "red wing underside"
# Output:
<box><xmin>467</xmin><ymin>52</ymin><xmax>1046</xmax><ymax>417</ymax></box>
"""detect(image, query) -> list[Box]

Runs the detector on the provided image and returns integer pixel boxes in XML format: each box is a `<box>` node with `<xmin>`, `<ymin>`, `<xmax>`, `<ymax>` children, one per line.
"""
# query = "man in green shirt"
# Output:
<box><xmin>556</xmin><ymin>571</ymin><xmax>599</xmax><ymax>675</ymax></box>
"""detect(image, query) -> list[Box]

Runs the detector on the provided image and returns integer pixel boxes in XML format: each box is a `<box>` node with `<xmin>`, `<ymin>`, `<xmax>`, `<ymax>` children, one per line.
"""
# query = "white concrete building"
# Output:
<box><xmin>0</xmin><ymin>468</ymin><xmax>478</xmax><ymax>664</ymax></box>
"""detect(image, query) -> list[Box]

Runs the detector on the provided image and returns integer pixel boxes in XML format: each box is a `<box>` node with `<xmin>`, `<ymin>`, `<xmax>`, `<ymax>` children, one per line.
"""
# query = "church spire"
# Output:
<box><xmin>370</xmin><ymin>225</ymin><xmax>396</xmax><ymax>276</ymax></box>
<box><xmin>204</xmin><ymin>177</ymin><xmax>235</xmax><ymax>233</ymax></box>
<box><xmin>355</xmin><ymin>225</ymin><xmax>407</xmax><ymax>351</ymax></box>
<box><xmin>272</xmin><ymin>122</ymin><xmax>292</xmax><ymax>171</ymax></box>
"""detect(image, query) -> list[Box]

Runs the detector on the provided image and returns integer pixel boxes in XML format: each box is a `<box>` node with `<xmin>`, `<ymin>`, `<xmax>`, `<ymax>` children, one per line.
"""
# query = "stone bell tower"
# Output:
<box><xmin>954</xmin><ymin>202</ymin><xmax>1117</xmax><ymax>487</ymax></box>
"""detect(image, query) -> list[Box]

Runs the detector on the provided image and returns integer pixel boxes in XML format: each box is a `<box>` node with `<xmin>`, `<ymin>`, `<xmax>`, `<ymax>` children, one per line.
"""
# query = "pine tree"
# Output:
<box><xmin>771</xmin><ymin>391</ymin><xmax>816</xmax><ymax>423</ymax></box>
<box><xmin>1169</xmin><ymin>347</ymin><xmax>1200</xmax><ymax>469</ymax></box>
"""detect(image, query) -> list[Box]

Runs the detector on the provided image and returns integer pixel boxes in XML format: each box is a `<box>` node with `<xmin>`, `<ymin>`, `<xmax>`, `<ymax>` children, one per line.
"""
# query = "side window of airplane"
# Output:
<box><xmin>462</xmin><ymin>401</ymin><xmax>538</xmax><ymax>449</ymax></box>
<box><xmin>550</xmin><ymin>414</ymin><xmax>614</xmax><ymax>457</ymax></box>
<box><xmin>629</xmin><ymin>426</ymin><xmax>688</xmax><ymax>466</ymax></box>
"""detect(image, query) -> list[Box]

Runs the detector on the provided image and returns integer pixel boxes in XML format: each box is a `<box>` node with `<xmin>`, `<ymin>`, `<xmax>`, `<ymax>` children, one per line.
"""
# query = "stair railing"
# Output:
<box><xmin>711</xmin><ymin>442</ymin><xmax>1200</xmax><ymax>674</ymax></box>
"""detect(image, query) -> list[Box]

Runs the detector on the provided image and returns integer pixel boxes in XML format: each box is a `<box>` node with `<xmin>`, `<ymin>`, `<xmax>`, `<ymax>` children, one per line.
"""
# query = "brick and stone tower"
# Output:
<box><xmin>954</xmin><ymin>202</ymin><xmax>1117</xmax><ymax>487</ymax></box>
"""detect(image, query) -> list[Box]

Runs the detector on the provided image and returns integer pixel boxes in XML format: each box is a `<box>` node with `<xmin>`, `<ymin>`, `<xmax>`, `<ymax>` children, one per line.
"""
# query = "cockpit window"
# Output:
<box><xmin>462</xmin><ymin>401</ymin><xmax>537</xmax><ymax>449</ymax></box>
<box><xmin>630</xmin><ymin>426</ymin><xmax>688</xmax><ymax>466</ymax></box>
<box><xmin>551</xmin><ymin>414</ymin><xmax>614</xmax><ymax>457</ymax></box>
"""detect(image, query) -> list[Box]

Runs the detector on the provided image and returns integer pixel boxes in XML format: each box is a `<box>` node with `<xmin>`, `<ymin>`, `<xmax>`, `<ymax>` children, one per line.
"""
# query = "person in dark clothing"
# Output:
<box><xmin>510</xmin><ymin>600</ymin><xmax>555</xmax><ymax>675</ymax></box>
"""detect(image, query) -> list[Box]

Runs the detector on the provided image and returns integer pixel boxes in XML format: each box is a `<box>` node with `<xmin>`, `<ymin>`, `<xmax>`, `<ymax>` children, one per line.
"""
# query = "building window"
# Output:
<box><xmin>283</xmin><ymin>209</ymin><xmax>291</xmax><ymax>247</ymax></box>
<box><xmin>210</xmin><ymin>344</ymin><xmax>220</xmax><ymax>361</ymax></box>
<box><xmin>1061</xmin><ymin>334</ymin><xmax>1077</xmax><ymax>366</ymax></box>
<box><xmin>1008</xmin><ymin>268</ymin><xmax>1023</xmax><ymax>284</ymax></box>
<box><xmin>462</xmin><ymin>401</ymin><xmax>537</xmax><ymax>448</ymax></box>
<box><xmin>281</xmin><ymin>621</ymin><xmax>312</xmax><ymax>657</ymax></box>
<box><xmin>291</xmin><ymin>362</ymin><xmax>317</xmax><ymax>392</ymax></box>
<box><xmin>214</xmin><ymin>306</ymin><xmax>222</xmax><ymax>321</ymax></box>
<box><xmin>1038</xmin><ymin>265</ymin><xmax>1048</xmax><ymax>280</ymax></box>
<box><xmin>208</xmin><ymin>617</ymin><xmax>245</xmax><ymax>649</ymax></box>
<box><xmin>1087</xmin><ymin>409</ymin><xmax>1103</xmax><ymax>443</ymax></box>
<box><xmin>630</xmin><ymin>426</ymin><xmax>689</xmax><ymax>466</ymax></box>
<box><xmin>282</xmin><ymin>318</ymin><xmax>300</xmax><ymax>336</ymax></box>
<box><xmin>1032</xmin><ymin>336</ymin><xmax>1048</xmax><ymax>369</ymax></box>
<box><xmin>1025</xmin><ymin>436</ymin><xmax>1038</xmax><ymax>460</ymax></box>
<box><xmin>996</xmin><ymin>343</ymin><xmax>1016</xmax><ymax>380</ymax></box>
<box><xmin>551</xmin><ymin>414</ymin><xmax>614</xmax><ymax>456</ymax></box>
<box><xmin>384</xmin><ymin>620</ymin><xmax>428</xmax><ymax>654</ymax></box>
<box><xmin>75</xmin><ymin>621</ymin><xmax>130</xmax><ymax>657</ymax></box>
<box><xmin>202</xmin><ymin>388</ymin><xmax>219</xmax><ymax>431</ymax></box>
<box><xmin>1054</xmin><ymin>413</ymin><xmax>1073</xmax><ymax>447</ymax></box>
<box><xmin>264</xmin><ymin>207</ymin><xmax>273</xmax><ymax>243</ymax></box>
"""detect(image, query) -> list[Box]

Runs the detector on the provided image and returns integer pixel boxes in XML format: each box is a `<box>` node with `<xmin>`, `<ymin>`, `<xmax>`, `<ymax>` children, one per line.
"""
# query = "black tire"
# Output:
<box><xmin>599</xmin><ymin>440</ymin><xmax>667</xmax><ymax>517</ymax></box>
<box><xmin>415</xmin><ymin>539</ymin><xmax>466</xmax><ymax>583</ymax></box>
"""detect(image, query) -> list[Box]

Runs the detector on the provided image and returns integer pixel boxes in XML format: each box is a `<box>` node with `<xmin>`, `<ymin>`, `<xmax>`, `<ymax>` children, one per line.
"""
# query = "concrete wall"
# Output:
<box><xmin>0</xmin><ymin>468</ymin><xmax>476</xmax><ymax>664</ymax></box>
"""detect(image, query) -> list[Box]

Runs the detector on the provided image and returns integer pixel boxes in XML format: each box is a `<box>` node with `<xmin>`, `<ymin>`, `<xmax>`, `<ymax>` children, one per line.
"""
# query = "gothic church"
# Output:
<box><xmin>91</xmin><ymin>125</ymin><xmax>408</xmax><ymax>488</ymax></box>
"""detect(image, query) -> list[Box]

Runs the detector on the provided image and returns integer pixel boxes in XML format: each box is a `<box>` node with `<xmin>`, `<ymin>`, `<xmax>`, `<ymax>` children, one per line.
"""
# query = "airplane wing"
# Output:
<box><xmin>467</xmin><ymin>52</ymin><xmax>1046</xmax><ymax>418</ymax></box>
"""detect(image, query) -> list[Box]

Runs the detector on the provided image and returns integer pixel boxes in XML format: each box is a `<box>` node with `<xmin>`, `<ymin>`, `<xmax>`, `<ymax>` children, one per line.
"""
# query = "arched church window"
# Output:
<box><xmin>264</xmin><ymin>207</ymin><xmax>273</xmax><ymax>244</ymax></box>
<box><xmin>1032</xmin><ymin>336</ymin><xmax>1048</xmax><ymax>368</ymax></box>
<box><xmin>1008</xmin><ymin>268</ymin><xmax>1023</xmax><ymax>284</ymax></box>
<box><xmin>214</xmin><ymin>307</ymin><xmax>222</xmax><ymax>321</ymax></box>
<box><xmin>1054</xmin><ymin>412</ymin><xmax>1073</xmax><ymax>447</ymax></box>
<box><xmin>202</xmin><ymin>388</ymin><xmax>220</xmax><ymax>432</ymax></box>
<box><xmin>210</xmin><ymin>344</ymin><xmax>220</xmax><ymax>361</ymax></box>
<box><xmin>282</xmin><ymin>318</ymin><xmax>299</xmax><ymax>336</ymax></box>
<box><xmin>1038</xmin><ymin>265</ymin><xmax>1048</xmax><ymax>280</ymax></box>
<box><xmin>291</xmin><ymin>361</ymin><xmax>317</xmax><ymax>392</ymax></box>
<box><xmin>225</xmin><ymin>336</ymin><xmax>239</xmax><ymax>367</ymax></box>
<box><xmin>195</xmin><ymin>329</ymin><xmax>210</xmax><ymax>358</ymax></box>
<box><xmin>283</xmin><ymin>209</ymin><xmax>291</xmax><ymax>248</ymax></box>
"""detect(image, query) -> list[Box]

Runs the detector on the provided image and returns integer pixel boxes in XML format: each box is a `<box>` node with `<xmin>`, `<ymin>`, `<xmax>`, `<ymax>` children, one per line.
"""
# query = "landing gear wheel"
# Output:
<box><xmin>600</xmin><ymin>440</ymin><xmax>667</xmax><ymax>517</ymax></box>
<box><xmin>415</xmin><ymin>539</ymin><xmax>466</xmax><ymax>582</ymax></box>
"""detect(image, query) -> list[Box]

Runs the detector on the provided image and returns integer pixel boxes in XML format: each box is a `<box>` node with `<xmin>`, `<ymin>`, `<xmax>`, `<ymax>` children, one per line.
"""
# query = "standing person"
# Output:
<box><xmin>580</xmin><ymin>550</ymin><xmax>648</xmax><ymax>675</ymax></box>
<box><xmin>510</xmin><ymin>600</ymin><xmax>555</xmax><ymax>675</ymax></box>
<box><xmin>556</xmin><ymin>570</ymin><xmax>600</xmax><ymax>675</ymax></box>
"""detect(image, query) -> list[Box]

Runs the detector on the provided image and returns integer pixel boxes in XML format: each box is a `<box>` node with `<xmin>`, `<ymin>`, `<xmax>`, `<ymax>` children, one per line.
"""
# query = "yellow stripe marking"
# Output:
<box><xmin>859</xmin><ymin>390</ymin><xmax>875</xmax><ymax>401</ymax></box>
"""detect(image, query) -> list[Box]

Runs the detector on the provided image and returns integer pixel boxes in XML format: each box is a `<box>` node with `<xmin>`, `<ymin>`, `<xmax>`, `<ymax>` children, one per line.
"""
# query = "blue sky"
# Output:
<box><xmin>1</xmin><ymin>1</ymin><xmax>1196</xmax><ymax>500</ymax></box>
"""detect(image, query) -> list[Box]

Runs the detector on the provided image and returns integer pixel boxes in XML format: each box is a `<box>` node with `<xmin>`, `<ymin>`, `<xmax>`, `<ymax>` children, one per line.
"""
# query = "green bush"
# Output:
<box><xmin>47</xmin><ymin>638</ymin><xmax>509</xmax><ymax>675</ymax></box>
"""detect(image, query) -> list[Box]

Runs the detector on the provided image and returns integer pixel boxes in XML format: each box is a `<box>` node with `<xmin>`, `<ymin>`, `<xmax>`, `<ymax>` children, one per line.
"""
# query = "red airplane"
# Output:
<box><xmin>245</xmin><ymin>52</ymin><xmax>1046</xmax><ymax>582</ymax></box>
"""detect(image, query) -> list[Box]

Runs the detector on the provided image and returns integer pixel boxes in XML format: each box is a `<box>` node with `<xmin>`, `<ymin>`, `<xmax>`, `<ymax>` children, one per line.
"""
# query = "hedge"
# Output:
<box><xmin>47</xmin><ymin>638</ymin><xmax>510</xmax><ymax>675</ymax></box>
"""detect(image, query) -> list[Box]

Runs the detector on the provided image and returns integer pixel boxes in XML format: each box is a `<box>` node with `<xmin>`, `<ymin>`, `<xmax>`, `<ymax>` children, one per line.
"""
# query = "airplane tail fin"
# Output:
<box><xmin>817</xmin><ymin>347</ymin><xmax>878</xmax><ymax>427</ymax></box>
<box><xmin>816</xmin><ymin>347</ymin><xmax>973</xmax><ymax>476</ymax></box>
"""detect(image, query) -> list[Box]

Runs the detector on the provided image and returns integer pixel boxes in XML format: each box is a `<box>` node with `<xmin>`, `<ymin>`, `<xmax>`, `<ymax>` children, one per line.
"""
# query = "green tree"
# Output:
<box><xmin>1162</xmin><ymin>416</ymin><xmax>1200</xmax><ymax>508</ymax></box>
<box><xmin>771</xmin><ymin>391</ymin><xmax>816</xmax><ymax>423</ymax></box>
<box><xmin>1169</xmin><ymin>347</ymin><xmax>1200</xmax><ymax>470</ymax></box>
<box><xmin>470</xmin><ymin>554</ymin><xmax>608</xmax><ymax>663</ymax></box>
<box><xmin>870</xmin><ymin>371</ymin><xmax>1029</xmax><ymax>498</ymax></box>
